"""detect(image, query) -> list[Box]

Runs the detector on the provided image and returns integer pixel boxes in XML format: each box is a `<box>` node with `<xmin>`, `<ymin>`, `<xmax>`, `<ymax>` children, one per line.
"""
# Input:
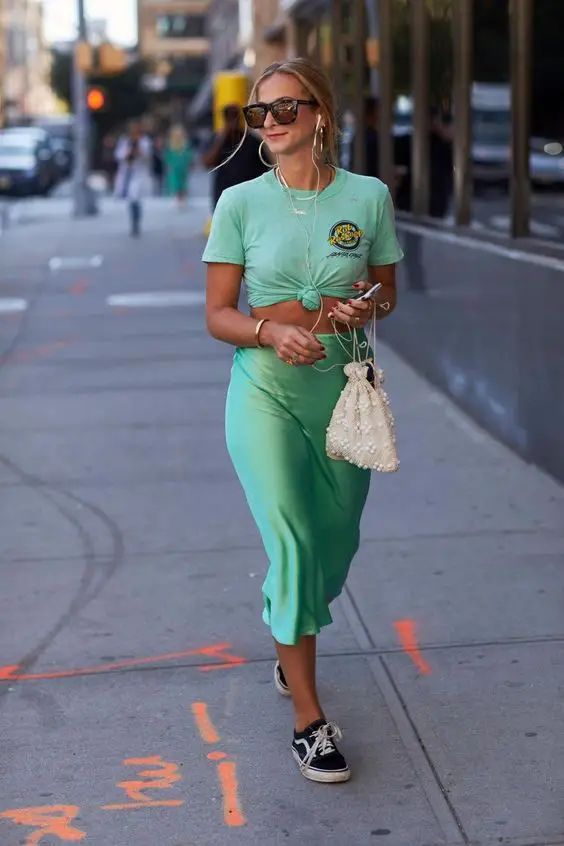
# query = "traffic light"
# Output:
<box><xmin>86</xmin><ymin>86</ymin><xmax>107</xmax><ymax>111</ymax></box>
<box><xmin>74</xmin><ymin>40</ymin><xmax>128</xmax><ymax>76</ymax></box>
<box><xmin>75</xmin><ymin>40</ymin><xmax>94</xmax><ymax>73</ymax></box>
<box><xmin>98</xmin><ymin>42</ymin><xmax>128</xmax><ymax>75</ymax></box>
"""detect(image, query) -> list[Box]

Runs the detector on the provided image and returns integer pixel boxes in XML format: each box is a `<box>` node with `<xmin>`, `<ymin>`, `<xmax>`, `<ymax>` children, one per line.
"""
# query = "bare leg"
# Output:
<box><xmin>275</xmin><ymin>635</ymin><xmax>325</xmax><ymax>731</ymax></box>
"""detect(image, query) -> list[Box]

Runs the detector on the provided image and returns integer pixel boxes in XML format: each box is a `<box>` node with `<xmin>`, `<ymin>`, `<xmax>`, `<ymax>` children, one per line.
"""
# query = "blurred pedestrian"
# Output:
<box><xmin>151</xmin><ymin>134</ymin><xmax>165</xmax><ymax>196</ymax></box>
<box><xmin>202</xmin><ymin>103</ymin><xmax>269</xmax><ymax>209</ymax></box>
<box><xmin>114</xmin><ymin>120</ymin><xmax>153</xmax><ymax>237</ymax></box>
<box><xmin>100</xmin><ymin>132</ymin><xmax>118</xmax><ymax>194</ymax></box>
<box><xmin>164</xmin><ymin>124</ymin><xmax>194</xmax><ymax>206</ymax></box>
<box><xmin>350</xmin><ymin>96</ymin><xmax>380</xmax><ymax>178</ymax></box>
<box><xmin>394</xmin><ymin>107</ymin><xmax>454</xmax><ymax>218</ymax></box>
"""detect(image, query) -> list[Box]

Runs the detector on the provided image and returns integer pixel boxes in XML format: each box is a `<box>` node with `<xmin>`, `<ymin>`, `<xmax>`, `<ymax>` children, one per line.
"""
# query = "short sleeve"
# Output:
<box><xmin>202</xmin><ymin>191</ymin><xmax>245</xmax><ymax>265</ymax></box>
<box><xmin>368</xmin><ymin>188</ymin><xmax>404</xmax><ymax>265</ymax></box>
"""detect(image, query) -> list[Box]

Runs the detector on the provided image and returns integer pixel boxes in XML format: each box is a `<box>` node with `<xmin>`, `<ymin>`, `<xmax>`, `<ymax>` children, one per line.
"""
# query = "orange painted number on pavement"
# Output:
<box><xmin>394</xmin><ymin>618</ymin><xmax>432</xmax><ymax>675</ymax></box>
<box><xmin>0</xmin><ymin>805</ymin><xmax>85</xmax><ymax>845</ymax></box>
<box><xmin>191</xmin><ymin>702</ymin><xmax>246</xmax><ymax>827</ymax></box>
<box><xmin>101</xmin><ymin>755</ymin><xmax>184</xmax><ymax>810</ymax></box>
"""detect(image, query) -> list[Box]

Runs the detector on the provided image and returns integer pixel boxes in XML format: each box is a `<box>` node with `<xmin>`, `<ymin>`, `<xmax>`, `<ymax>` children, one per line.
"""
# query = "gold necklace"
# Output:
<box><xmin>275</xmin><ymin>164</ymin><xmax>335</xmax><ymax>200</ymax></box>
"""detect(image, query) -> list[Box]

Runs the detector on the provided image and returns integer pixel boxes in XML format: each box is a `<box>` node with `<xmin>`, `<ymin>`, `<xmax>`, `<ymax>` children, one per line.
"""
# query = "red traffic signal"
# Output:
<box><xmin>86</xmin><ymin>87</ymin><xmax>107</xmax><ymax>111</ymax></box>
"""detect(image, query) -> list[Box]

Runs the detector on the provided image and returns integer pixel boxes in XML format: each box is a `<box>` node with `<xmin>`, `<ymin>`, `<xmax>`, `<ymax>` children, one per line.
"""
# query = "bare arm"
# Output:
<box><xmin>205</xmin><ymin>263</ymin><xmax>326</xmax><ymax>364</ymax></box>
<box><xmin>205</xmin><ymin>262</ymin><xmax>258</xmax><ymax>346</ymax></box>
<box><xmin>330</xmin><ymin>264</ymin><xmax>397</xmax><ymax>325</ymax></box>
<box><xmin>367</xmin><ymin>263</ymin><xmax>397</xmax><ymax>319</ymax></box>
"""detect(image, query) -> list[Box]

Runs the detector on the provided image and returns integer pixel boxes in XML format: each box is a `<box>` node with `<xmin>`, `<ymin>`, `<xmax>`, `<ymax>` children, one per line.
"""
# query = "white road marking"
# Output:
<box><xmin>106</xmin><ymin>291</ymin><xmax>205</xmax><ymax>308</ymax></box>
<box><xmin>49</xmin><ymin>255</ymin><xmax>103</xmax><ymax>271</ymax></box>
<box><xmin>0</xmin><ymin>298</ymin><xmax>27</xmax><ymax>314</ymax></box>
<box><xmin>398</xmin><ymin>221</ymin><xmax>564</xmax><ymax>273</ymax></box>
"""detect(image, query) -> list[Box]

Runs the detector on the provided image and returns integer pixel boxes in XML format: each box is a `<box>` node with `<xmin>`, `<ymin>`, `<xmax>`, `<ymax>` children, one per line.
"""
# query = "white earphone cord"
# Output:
<box><xmin>275</xmin><ymin>118</ymin><xmax>373</xmax><ymax>371</ymax></box>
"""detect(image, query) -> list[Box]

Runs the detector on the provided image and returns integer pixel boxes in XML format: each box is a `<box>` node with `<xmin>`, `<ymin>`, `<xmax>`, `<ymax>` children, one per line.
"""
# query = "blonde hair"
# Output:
<box><xmin>168</xmin><ymin>124</ymin><xmax>187</xmax><ymax>152</ymax></box>
<box><xmin>212</xmin><ymin>57</ymin><xmax>338</xmax><ymax>172</ymax></box>
<box><xmin>250</xmin><ymin>58</ymin><xmax>338</xmax><ymax>165</ymax></box>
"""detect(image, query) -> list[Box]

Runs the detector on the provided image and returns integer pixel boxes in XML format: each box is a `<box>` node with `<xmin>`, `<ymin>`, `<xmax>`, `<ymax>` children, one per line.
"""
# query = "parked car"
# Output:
<box><xmin>31</xmin><ymin>116</ymin><xmax>75</xmax><ymax>178</ymax></box>
<box><xmin>0</xmin><ymin>131</ymin><xmax>58</xmax><ymax>196</ymax></box>
<box><xmin>529</xmin><ymin>137</ymin><xmax>564</xmax><ymax>186</ymax></box>
<box><xmin>1</xmin><ymin>126</ymin><xmax>64</xmax><ymax>183</ymax></box>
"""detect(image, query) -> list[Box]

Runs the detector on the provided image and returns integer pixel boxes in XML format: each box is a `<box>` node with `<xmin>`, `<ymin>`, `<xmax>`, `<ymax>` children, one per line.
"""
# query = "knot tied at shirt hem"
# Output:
<box><xmin>298</xmin><ymin>285</ymin><xmax>322</xmax><ymax>311</ymax></box>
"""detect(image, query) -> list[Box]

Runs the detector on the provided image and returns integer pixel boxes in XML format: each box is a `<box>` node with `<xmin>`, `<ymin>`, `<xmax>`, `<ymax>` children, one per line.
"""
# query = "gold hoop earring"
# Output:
<box><xmin>259</xmin><ymin>140</ymin><xmax>275</xmax><ymax>168</ymax></box>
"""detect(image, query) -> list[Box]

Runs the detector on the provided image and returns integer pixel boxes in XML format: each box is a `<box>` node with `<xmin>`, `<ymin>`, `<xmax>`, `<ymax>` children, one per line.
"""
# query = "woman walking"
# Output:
<box><xmin>114</xmin><ymin>120</ymin><xmax>153</xmax><ymax>237</ymax></box>
<box><xmin>164</xmin><ymin>125</ymin><xmax>193</xmax><ymax>205</ymax></box>
<box><xmin>202</xmin><ymin>58</ymin><xmax>404</xmax><ymax>783</ymax></box>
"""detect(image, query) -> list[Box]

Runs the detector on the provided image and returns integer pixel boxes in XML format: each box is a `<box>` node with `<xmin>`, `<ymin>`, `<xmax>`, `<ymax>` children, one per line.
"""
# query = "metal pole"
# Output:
<box><xmin>72</xmin><ymin>0</ymin><xmax>97</xmax><ymax>217</ymax></box>
<box><xmin>509</xmin><ymin>0</ymin><xmax>532</xmax><ymax>238</ymax></box>
<box><xmin>364</xmin><ymin>0</ymin><xmax>379</xmax><ymax>96</ymax></box>
<box><xmin>452</xmin><ymin>0</ymin><xmax>472</xmax><ymax>226</ymax></box>
<box><xmin>377</xmin><ymin>0</ymin><xmax>394</xmax><ymax>193</ymax></box>
<box><xmin>411</xmin><ymin>0</ymin><xmax>429</xmax><ymax>216</ymax></box>
<box><xmin>352</xmin><ymin>0</ymin><xmax>366</xmax><ymax>174</ymax></box>
<box><xmin>330</xmin><ymin>0</ymin><xmax>343</xmax><ymax>115</ymax></box>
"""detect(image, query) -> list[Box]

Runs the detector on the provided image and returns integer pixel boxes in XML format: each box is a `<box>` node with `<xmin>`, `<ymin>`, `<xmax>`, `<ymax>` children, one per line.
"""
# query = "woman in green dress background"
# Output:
<box><xmin>164</xmin><ymin>125</ymin><xmax>193</xmax><ymax>205</ymax></box>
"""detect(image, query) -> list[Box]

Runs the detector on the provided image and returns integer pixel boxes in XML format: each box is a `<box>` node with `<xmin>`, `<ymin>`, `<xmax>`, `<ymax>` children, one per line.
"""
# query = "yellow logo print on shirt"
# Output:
<box><xmin>328</xmin><ymin>220</ymin><xmax>364</xmax><ymax>251</ymax></box>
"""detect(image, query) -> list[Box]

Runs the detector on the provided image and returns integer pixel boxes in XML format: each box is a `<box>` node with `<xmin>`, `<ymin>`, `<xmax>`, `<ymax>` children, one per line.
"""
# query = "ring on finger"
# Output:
<box><xmin>285</xmin><ymin>358</ymin><xmax>294</xmax><ymax>366</ymax></box>
<box><xmin>292</xmin><ymin>353</ymin><xmax>300</xmax><ymax>363</ymax></box>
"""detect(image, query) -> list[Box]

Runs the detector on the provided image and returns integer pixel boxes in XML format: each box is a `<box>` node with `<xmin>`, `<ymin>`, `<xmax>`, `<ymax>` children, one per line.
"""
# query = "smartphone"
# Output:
<box><xmin>355</xmin><ymin>282</ymin><xmax>383</xmax><ymax>301</ymax></box>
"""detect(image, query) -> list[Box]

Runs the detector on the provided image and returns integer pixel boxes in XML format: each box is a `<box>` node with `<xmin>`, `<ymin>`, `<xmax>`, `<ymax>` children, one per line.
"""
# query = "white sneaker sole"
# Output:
<box><xmin>291</xmin><ymin>747</ymin><xmax>351</xmax><ymax>783</ymax></box>
<box><xmin>274</xmin><ymin>661</ymin><xmax>292</xmax><ymax>697</ymax></box>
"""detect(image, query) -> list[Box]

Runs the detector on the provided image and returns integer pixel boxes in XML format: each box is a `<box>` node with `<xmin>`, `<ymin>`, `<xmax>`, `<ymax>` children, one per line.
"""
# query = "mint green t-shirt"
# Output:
<box><xmin>202</xmin><ymin>167</ymin><xmax>404</xmax><ymax>311</ymax></box>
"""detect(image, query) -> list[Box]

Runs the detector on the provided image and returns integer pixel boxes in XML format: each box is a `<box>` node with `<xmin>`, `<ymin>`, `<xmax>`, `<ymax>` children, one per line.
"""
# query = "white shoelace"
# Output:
<box><xmin>299</xmin><ymin>721</ymin><xmax>343</xmax><ymax>771</ymax></box>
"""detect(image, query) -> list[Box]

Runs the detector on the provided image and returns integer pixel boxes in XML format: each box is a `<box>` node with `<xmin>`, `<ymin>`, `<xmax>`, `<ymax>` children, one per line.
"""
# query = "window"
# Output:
<box><xmin>156</xmin><ymin>14</ymin><xmax>206</xmax><ymax>39</ymax></box>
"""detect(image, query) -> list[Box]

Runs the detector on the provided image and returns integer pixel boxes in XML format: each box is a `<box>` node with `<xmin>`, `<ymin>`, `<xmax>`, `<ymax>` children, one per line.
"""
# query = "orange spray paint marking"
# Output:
<box><xmin>394</xmin><ymin>619</ymin><xmax>432</xmax><ymax>675</ymax></box>
<box><xmin>191</xmin><ymin>702</ymin><xmax>247</xmax><ymax>828</ymax></box>
<box><xmin>101</xmin><ymin>755</ymin><xmax>184</xmax><ymax>811</ymax></box>
<box><xmin>0</xmin><ymin>642</ymin><xmax>246</xmax><ymax>682</ymax></box>
<box><xmin>0</xmin><ymin>339</ymin><xmax>71</xmax><ymax>366</ymax></box>
<box><xmin>207</xmin><ymin>751</ymin><xmax>227</xmax><ymax>761</ymax></box>
<box><xmin>192</xmin><ymin>702</ymin><xmax>220</xmax><ymax>744</ymax></box>
<box><xmin>196</xmin><ymin>643</ymin><xmax>247</xmax><ymax>672</ymax></box>
<box><xmin>69</xmin><ymin>279</ymin><xmax>89</xmax><ymax>296</ymax></box>
<box><xmin>0</xmin><ymin>804</ymin><xmax>85</xmax><ymax>844</ymax></box>
<box><xmin>217</xmin><ymin>761</ymin><xmax>246</xmax><ymax>827</ymax></box>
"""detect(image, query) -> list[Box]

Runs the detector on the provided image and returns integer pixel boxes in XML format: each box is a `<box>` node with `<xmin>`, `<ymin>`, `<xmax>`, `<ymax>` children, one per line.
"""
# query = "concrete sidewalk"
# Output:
<box><xmin>0</xmin><ymin>170</ymin><xmax>563</xmax><ymax>846</ymax></box>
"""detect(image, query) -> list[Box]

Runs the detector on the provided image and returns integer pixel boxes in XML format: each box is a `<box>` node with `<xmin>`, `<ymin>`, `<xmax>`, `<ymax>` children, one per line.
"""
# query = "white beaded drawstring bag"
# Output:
<box><xmin>325</xmin><ymin>314</ymin><xmax>399</xmax><ymax>472</ymax></box>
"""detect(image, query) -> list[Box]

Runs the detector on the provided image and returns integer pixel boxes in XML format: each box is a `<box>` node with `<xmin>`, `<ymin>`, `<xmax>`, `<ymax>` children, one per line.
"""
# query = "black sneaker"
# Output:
<box><xmin>274</xmin><ymin>660</ymin><xmax>291</xmax><ymax>697</ymax></box>
<box><xmin>292</xmin><ymin>718</ymin><xmax>351</xmax><ymax>783</ymax></box>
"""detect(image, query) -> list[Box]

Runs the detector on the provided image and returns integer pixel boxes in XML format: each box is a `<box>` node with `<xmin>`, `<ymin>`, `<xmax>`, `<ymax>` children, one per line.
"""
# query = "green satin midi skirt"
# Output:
<box><xmin>225</xmin><ymin>331</ymin><xmax>372</xmax><ymax>646</ymax></box>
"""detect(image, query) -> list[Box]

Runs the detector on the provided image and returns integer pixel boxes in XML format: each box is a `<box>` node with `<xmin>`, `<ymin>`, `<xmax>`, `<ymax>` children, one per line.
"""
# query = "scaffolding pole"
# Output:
<box><xmin>411</xmin><ymin>0</ymin><xmax>430</xmax><ymax>216</ymax></box>
<box><xmin>509</xmin><ymin>0</ymin><xmax>532</xmax><ymax>238</ymax></box>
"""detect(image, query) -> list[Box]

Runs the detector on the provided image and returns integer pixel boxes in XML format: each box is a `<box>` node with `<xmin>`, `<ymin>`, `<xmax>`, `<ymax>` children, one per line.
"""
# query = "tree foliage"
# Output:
<box><xmin>49</xmin><ymin>48</ymin><xmax>149</xmax><ymax>133</ymax></box>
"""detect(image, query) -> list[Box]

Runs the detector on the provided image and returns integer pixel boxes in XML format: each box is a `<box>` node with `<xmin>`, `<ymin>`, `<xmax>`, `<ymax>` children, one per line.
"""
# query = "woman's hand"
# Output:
<box><xmin>328</xmin><ymin>283</ymin><xmax>375</xmax><ymax>328</ymax></box>
<box><xmin>261</xmin><ymin>321</ymin><xmax>326</xmax><ymax>366</ymax></box>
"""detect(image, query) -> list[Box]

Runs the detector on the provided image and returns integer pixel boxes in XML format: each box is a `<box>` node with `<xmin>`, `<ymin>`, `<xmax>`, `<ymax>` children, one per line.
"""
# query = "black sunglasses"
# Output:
<box><xmin>242</xmin><ymin>97</ymin><xmax>318</xmax><ymax>129</ymax></box>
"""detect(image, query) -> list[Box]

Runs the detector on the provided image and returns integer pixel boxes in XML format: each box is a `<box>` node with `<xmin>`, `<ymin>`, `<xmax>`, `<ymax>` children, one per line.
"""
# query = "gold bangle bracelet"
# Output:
<box><xmin>255</xmin><ymin>318</ymin><xmax>269</xmax><ymax>348</ymax></box>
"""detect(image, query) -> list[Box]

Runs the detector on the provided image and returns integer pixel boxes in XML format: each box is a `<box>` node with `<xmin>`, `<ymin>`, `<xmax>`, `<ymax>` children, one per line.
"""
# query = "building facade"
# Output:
<box><xmin>138</xmin><ymin>0</ymin><xmax>210</xmax><ymax>96</ymax></box>
<box><xmin>0</xmin><ymin>0</ymin><xmax>54</xmax><ymax>125</ymax></box>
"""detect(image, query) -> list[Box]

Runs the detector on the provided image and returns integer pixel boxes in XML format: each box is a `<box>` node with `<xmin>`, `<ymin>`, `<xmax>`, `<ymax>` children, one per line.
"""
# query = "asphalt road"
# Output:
<box><xmin>1</xmin><ymin>171</ymin><xmax>563</xmax><ymax>846</ymax></box>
